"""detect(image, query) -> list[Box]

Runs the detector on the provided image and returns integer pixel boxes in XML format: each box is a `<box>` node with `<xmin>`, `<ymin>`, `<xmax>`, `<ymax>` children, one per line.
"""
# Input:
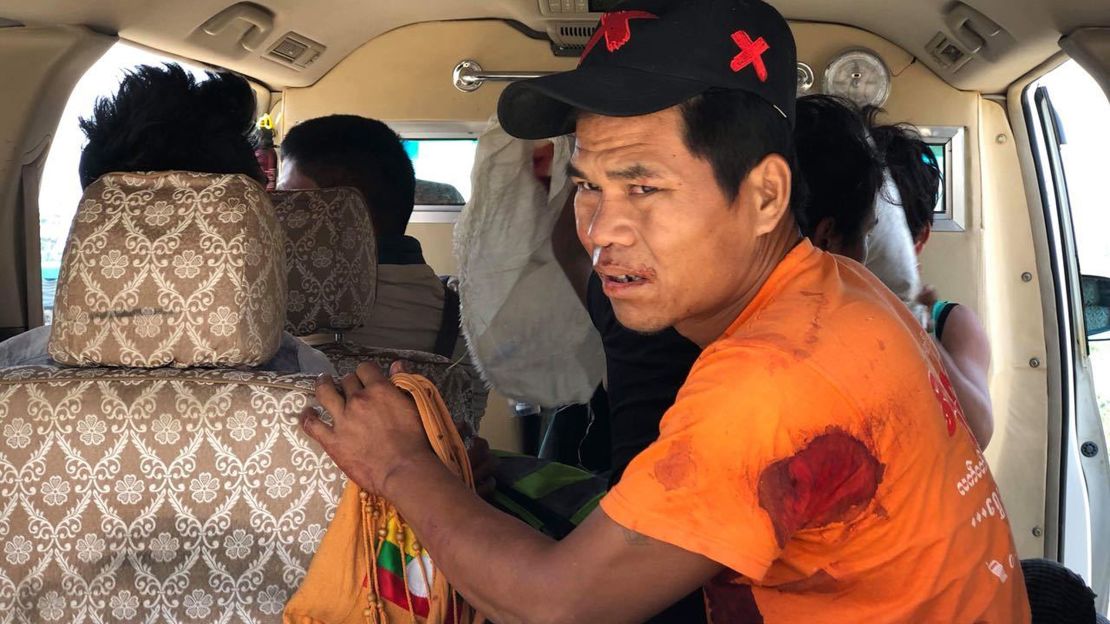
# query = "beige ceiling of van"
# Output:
<box><xmin>1</xmin><ymin>0</ymin><xmax>1108</xmax><ymax>93</ymax></box>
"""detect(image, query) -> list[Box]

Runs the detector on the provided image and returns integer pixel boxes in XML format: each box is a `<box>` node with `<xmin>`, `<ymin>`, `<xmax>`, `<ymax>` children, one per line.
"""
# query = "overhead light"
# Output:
<box><xmin>822</xmin><ymin>49</ymin><xmax>891</xmax><ymax>108</ymax></box>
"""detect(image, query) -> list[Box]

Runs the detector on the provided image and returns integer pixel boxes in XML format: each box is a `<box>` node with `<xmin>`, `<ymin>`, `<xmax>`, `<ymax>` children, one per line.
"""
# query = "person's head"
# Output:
<box><xmin>793</xmin><ymin>95</ymin><xmax>883</xmax><ymax>263</ymax></box>
<box><xmin>278</xmin><ymin>115</ymin><xmax>416</xmax><ymax>239</ymax></box>
<box><xmin>866</xmin><ymin>110</ymin><xmax>942</xmax><ymax>255</ymax></box>
<box><xmin>78</xmin><ymin>63</ymin><xmax>264</xmax><ymax>189</ymax></box>
<box><xmin>497</xmin><ymin>0</ymin><xmax>799</xmax><ymax>344</ymax></box>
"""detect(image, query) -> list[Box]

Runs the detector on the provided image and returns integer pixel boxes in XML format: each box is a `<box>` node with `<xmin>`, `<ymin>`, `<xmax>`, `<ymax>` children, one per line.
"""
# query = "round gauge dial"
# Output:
<box><xmin>822</xmin><ymin>50</ymin><xmax>891</xmax><ymax>107</ymax></box>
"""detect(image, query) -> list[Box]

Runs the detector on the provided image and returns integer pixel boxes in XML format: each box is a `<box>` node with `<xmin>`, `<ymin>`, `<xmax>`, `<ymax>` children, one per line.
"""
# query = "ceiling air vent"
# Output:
<box><xmin>560</xmin><ymin>24</ymin><xmax>597</xmax><ymax>40</ymax></box>
<box><xmin>264</xmin><ymin>32</ymin><xmax>325</xmax><ymax>70</ymax></box>
<box><xmin>548</xmin><ymin>22</ymin><xmax>597</xmax><ymax>57</ymax></box>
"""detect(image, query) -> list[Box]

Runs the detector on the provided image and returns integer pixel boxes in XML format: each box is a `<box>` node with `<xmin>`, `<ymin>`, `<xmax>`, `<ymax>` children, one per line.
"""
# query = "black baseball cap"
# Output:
<box><xmin>498</xmin><ymin>0</ymin><xmax>796</xmax><ymax>140</ymax></box>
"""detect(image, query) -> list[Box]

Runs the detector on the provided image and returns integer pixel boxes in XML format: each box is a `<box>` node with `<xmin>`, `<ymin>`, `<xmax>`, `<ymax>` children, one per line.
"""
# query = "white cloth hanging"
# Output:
<box><xmin>454</xmin><ymin>121</ymin><xmax>604</xmax><ymax>406</ymax></box>
<box><xmin>865</xmin><ymin>170</ymin><xmax>927</xmax><ymax>324</ymax></box>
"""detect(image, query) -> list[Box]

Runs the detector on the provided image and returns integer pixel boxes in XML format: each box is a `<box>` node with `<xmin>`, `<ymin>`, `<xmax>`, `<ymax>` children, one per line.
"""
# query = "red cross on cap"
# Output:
<box><xmin>730</xmin><ymin>30</ymin><xmax>770</xmax><ymax>82</ymax></box>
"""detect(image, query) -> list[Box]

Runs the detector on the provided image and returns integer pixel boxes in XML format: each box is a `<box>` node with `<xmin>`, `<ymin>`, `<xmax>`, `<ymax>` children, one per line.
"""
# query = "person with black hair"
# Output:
<box><xmin>867</xmin><ymin>116</ymin><xmax>943</xmax><ymax>256</ymax></box>
<box><xmin>278</xmin><ymin>115</ymin><xmax>468</xmax><ymax>361</ymax></box>
<box><xmin>794</xmin><ymin>94</ymin><xmax>883</xmax><ymax>262</ymax></box>
<box><xmin>870</xmin><ymin>115</ymin><xmax>995</xmax><ymax>449</ymax></box>
<box><xmin>77</xmin><ymin>63</ymin><xmax>267</xmax><ymax>188</ymax></box>
<box><xmin>0</xmin><ymin>64</ymin><xmax>332</xmax><ymax>376</ymax></box>
<box><xmin>298</xmin><ymin>1</ymin><xmax>1027</xmax><ymax>621</ymax></box>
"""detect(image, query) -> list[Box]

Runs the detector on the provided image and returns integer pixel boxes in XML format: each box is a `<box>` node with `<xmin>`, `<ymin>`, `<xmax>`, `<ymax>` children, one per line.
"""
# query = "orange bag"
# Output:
<box><xmin>284</xmin><ymin>373</ymin><xmax>483</xmax><ymax>624</ymax></box>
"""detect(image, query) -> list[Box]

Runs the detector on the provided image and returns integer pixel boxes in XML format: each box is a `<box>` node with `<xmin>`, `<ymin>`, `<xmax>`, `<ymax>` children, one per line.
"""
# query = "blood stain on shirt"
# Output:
<box><xmin>757</xmin><ymin>429</ymin><xmax>885</xmax><ymax>547</ymax></box>
<box><xmin>653</xmin><ymin>437</ymin><xmax>696</xmax><ymax>491</ymax></box>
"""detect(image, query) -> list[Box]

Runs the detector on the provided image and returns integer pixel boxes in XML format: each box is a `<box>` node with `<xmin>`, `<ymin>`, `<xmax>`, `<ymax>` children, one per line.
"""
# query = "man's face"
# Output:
<box><xmin>570</xmin><ymin>107</ymin><xmax>772</xmax><ymax>340</ymax></box>
<box><xmin>276</xmin><ymin>159</ymin><xmax>318</xmax><ymax>191</ymax></box>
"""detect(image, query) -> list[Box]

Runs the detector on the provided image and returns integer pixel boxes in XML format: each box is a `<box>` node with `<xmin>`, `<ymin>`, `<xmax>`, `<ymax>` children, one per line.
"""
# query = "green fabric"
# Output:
<box><xmin>489</xmin><ymin>452</ymin><xmax>608</xmax><ymax>539</ymax></box>
<box><xmin>512</xmin><ymin>461</ymin><xmax>596</xmax><ymax>500</ymax></box>
<box><xmin>569</xmin><ymin>491</ymin><xmax>605</xmax><ymax>525</ymax></box>
<box><xmin>491</xmin><ymin>492</ymin><xmax>546</xmax><ymax>532</ymax></box>
<box><xmin>931</xmin><ymin>299</ymin><xmax>951</xmax><ymax>328</ymax></box>
<box><xmin>377</xmin><ymin>539</ymin><xmax>407</xmax><ymax>576</ymax></box>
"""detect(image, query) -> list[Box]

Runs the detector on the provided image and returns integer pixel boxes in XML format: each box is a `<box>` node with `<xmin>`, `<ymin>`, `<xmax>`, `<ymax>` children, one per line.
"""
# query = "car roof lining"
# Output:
<box><xmin>0</xmin><ymin>0</ymin><xmax>1108</xmax><ymax>93</ymax></box>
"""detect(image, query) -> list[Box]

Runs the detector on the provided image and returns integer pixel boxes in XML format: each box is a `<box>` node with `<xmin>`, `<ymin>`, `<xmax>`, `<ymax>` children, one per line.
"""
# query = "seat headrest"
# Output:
<box><xmin>270</xmin><ymin>188</ymin><xmax>377</xmax><ymax>336</ymax></box>
<box><xmin>48</xmin><ymin>172</ymin><xmax>287</xmax><ymax>368</ymax></box>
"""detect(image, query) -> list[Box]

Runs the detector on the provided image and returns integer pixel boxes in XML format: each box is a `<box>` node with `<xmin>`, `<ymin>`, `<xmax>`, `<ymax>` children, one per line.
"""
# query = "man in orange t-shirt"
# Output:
<box><xmin>602</xmin><ymin>238</ymin><xmax>1028</xmax><ymax>622</ymax></box>
<box><xmin>300</xmin><ymin>0</ymin><xmax>1032</xmax><ymax>621</ymax></box>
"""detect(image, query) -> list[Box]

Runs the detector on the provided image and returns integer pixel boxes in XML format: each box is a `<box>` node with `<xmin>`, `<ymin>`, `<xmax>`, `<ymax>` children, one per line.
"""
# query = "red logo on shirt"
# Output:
<box><xmin>730</xmin><ymin>30</ymin><xmax>770</xmax><ymax>81</ymax></box>
<box><xmin>929</xmin><ymin>369</ymin><xmax>964</xmax><ymax>437</ymax></box>
<box><xmin>581</xmin><ymin>11</ymin><xmax>659</xmax><ymax>60</ymax></box>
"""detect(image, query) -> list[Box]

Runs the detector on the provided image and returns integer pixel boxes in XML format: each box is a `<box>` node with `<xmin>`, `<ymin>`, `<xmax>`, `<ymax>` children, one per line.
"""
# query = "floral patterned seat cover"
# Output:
<box><xmin>0</xmin><ymin>172</ymin><xmax>343</xmax><ymax>623</ymax></box>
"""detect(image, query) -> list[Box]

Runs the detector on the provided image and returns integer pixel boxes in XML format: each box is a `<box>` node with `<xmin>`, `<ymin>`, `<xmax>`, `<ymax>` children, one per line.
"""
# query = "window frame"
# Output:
<box><xmin>388</xmin><ymin>121</ymin><xmax>486</xmax><ymax>224</ymax></box>
<box><xmin>918</xmin><ymin>125</ymin><xmax>968</xmax><ymax>232</ymax></box>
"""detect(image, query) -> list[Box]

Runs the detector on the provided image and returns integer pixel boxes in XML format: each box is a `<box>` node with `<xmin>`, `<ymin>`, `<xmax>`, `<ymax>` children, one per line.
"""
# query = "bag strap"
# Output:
<box><xmin>434</xmin><ymin>278</ymin><xmax>462</xmax><ymax>359</ymax></box>
<box><xmin>393</xmin><ymin>373</ymin><xmax>475</xmax><ymax>487</ymax></box>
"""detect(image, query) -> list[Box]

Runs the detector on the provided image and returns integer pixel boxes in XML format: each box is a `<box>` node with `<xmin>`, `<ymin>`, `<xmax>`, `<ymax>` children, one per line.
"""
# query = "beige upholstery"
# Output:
<box><xmin>322</xmin><ymin>342</ymin><xmax>486</xmax><ymax>434</ymax></box>
<box><xmin>0</xmin><ymin>171</ymin><xmax>352</xmax><ymax>621</ymax></box>
<box><xmin>0</xmin><ymin>366</ymin><xmax>342</xmax><ymax>622</ymax></box>
<box><xmin>48</xmin><ymin>172</ymin><xmax>286</xmax><ymax>368</ymax></box>
<box><xmin>270</xmin><ymin>188</ymin><xmax>377</xmax><ymax>337</ymax></box>
<box><xmin>272</xmin><ymin>188</ymin><xmax>488</xmax><ymax>432</ymax></box>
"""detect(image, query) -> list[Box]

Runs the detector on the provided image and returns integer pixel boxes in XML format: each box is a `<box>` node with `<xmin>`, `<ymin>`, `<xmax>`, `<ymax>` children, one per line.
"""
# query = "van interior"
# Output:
<box><xmin>1</xmin><ymin>0</ymin><xmax>1108</xmax><ymax>620</ymax></box>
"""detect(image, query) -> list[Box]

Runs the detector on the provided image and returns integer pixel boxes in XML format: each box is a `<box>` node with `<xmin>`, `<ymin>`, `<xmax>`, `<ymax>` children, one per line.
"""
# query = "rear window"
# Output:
<box><xmin>403</xmin><ymin>138</ymin><xmax>478</xmax><ymax>206</ymax></box>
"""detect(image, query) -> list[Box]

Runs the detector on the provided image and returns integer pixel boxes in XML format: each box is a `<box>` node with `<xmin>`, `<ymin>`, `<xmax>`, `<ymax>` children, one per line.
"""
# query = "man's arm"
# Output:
<box><xmin>550</xmin><ymin>191</ymin><xmax>592</xmax><ymax>307</ymax></box>
<box><xmin>384</xmin><ymin>454</ymin><xmax>719</xmax><ymax>624</ymax></box>
<box><xmin>302</xmin><ymin>364</ymin><xmax>721</xmax><ymax>624</ymax></box>
<box><xmin>935</xmin><ymin>305</ymin><xmax>993</xmax><ymax>449</ymax></box>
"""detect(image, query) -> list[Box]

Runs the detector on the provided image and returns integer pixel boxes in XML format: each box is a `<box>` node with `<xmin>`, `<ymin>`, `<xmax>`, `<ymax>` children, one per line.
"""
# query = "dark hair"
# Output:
<box><xmin>793</xmin><ymin>95</ymin><xmax>883</xmax><ymax>247</ymax></box>
<box><xmin>78</xmin><ymin>63</ymin><xmax>264</xmax><ymax>188</ymax></box>
<box><xmin>679</xmin><ymin>89</ymin><xmax>805</xmax><ymax>213</ymax></box>
<box><xmin>280</xmin><ymin>115</ymin><xmax>416</xmax><ymax>238</ymax></box>
<box><xmin>865</xmin><ymin>108</ymin><xmax>942</xmax><ymax>243</ymax></box>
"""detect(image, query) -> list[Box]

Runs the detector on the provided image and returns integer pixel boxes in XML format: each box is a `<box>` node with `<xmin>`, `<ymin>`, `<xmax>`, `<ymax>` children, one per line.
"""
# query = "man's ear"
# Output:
<box><xmin>914</xmin><ymin>224</ymin><xmax>932</xmax><ymax>255</ymax></box>
<box><xmin>813</xmin><ymin>216</ymin><xmax>839</xmax><ymax>253</ymax></box>
<box><xmin>743</xmin><ymin>154</ymin><xmax>793</xmax><ymax>236</ymax></box>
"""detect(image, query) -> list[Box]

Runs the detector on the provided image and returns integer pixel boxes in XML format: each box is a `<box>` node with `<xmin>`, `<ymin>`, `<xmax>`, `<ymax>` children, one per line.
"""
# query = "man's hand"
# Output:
<box><xmin>916</xmin><ymin>284</ymin><xmax>938</xmax><ymax>309</ymax></box>
<box><xmin>457</xmin><ymin>423</ymin><xmax>498</xmax><ymax>499</ymax></box>
<box><xmin>300</xmin><ymin>362</ymin><xmax>435</xmax><ymax>495</ymax></box>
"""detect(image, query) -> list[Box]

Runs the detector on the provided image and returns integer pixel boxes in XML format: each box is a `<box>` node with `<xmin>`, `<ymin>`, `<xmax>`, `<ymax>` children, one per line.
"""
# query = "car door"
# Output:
<box><xmin>1023</xmin><ymin>58</ymin><xmax>1110</xmax><ymax>613</ymax></box>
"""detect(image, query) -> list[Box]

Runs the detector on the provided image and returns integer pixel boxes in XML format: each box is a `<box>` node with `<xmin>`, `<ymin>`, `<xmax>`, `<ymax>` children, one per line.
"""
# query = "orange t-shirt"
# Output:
<box><xmin>601</xmin><ymin>240</ymin><xmax>1030</xmax><ymax>623</ymax></box>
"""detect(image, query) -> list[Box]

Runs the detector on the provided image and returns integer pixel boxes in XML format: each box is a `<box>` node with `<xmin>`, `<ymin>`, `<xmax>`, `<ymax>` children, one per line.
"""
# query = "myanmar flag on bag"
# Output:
<box><xmin>376</xmin><ymin>516</ymin><xmax>434</xmax><ymax>617</ymax></box>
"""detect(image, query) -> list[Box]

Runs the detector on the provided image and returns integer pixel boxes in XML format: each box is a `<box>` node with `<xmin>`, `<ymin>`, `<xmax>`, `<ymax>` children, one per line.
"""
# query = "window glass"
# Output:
<box><xmin>403</xmin><ymin>139</ymin><xmax>478</xmax><ymax>205</ymax></box>
<box><xmin>38</xmin><ymin>43</ymin><xmax>207</xmax><ymax>323</ymax></box>
<box><xmin>928</xmin><ymin>143</ymin><xmax>946</xmax><ymax>214</ymax></box>
<box><xmin>1037</xmin><ymin>60</ymin><xmax>1110</xmax><ymax>484</ymax></box>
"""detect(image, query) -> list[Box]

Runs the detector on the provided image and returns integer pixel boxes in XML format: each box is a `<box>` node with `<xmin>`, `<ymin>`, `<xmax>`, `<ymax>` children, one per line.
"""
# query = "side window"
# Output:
<box><xmin>918</xmin><ymin>125</ymin><xmax>967</xmax><ymax>231</ymax></box>
<box><xmin>403</xmin><ymin>138</ymin><xmax>478</xmax><ymax>207</ymax></box>
<box><xmin>39</xmin><ymin>43</ymin><xmax>206</xmax><ymax>324</ymax></box>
